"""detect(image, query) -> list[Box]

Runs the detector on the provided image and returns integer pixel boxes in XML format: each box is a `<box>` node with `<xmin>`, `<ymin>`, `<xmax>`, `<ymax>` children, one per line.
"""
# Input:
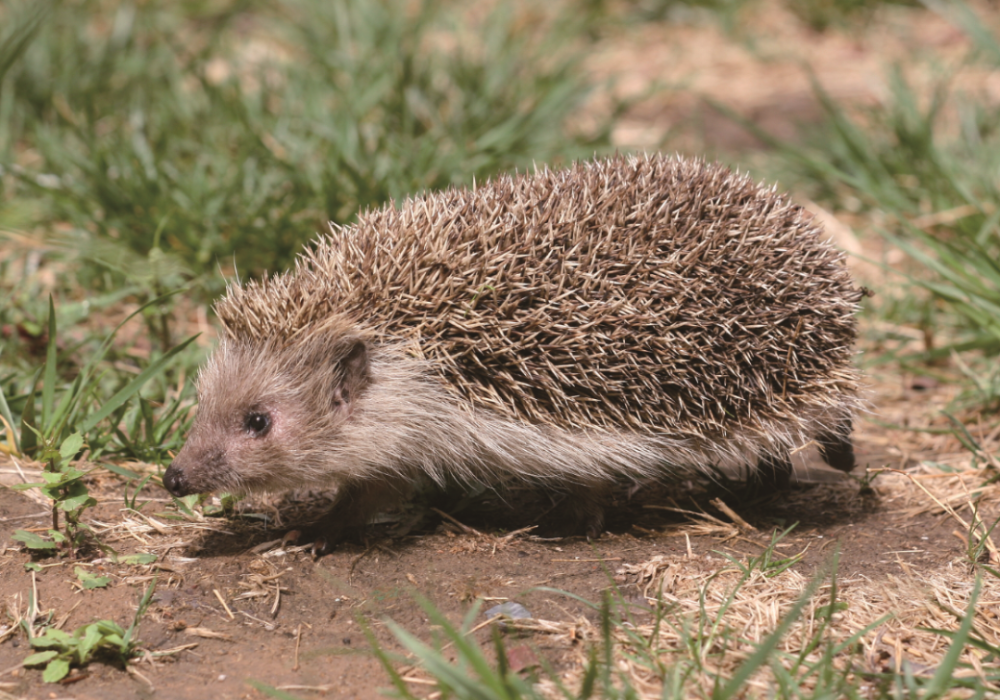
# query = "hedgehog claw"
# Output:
<box><xmin>584</xmin><ymin>512</ymin><xmax>606</xmax><ymax>541</ymax></box>
<box><xmin>311</xmin><ymin>537</ymin><xmax>330</xmax><ymax>557</ymax></box>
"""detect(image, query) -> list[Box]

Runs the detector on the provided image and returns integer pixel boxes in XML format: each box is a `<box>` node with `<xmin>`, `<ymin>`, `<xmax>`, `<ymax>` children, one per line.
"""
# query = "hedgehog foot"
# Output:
<box><xmin>540</xmin><ymin>481</ymin><xmax>611</xmax><ymax>539</ymax></box>
<box><xmin>751</xmin><ymin>452</ymin><xmax>793</xmax><ymax>492</ymax></box>
<box><xmin>817</xmin><ymin>420</ymin><xmax>856</xmax><ymax>473</ymax></box>
<box><xmin>307</xmin><ymin>475</ymin><xmax>412</xmax><ymax>554</ymax></box>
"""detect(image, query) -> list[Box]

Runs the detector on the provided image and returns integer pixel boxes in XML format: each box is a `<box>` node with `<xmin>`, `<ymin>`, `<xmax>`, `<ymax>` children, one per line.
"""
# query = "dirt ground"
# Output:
<box><xmin>3</xmin><ymin>2</ymin><xmax>1000</xmax><ymax>699</ymax></box>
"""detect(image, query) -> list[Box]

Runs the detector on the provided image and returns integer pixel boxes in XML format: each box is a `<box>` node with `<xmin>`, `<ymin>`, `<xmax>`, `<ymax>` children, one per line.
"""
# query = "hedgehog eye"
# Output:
<box><xmin>244</xmin><ymin>412</ymin><xmax>272</xmax><ymax>437</ymax></box>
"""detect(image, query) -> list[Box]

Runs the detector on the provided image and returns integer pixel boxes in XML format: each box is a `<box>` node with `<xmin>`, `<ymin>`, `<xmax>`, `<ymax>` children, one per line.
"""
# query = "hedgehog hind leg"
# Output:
<box><xmin>575</xmin><ymin>482</ymin><xmax>612</xmax><ymax>539</ymax></box>
<box><xmin>752</xmin><ymin>452</ymin><xmax>793</xmax><ymax>491</ymax></box>
<box><xmin>817</xmin><ymin>418</ymin><xmax>856</xmax><ymax>473</ymax></box>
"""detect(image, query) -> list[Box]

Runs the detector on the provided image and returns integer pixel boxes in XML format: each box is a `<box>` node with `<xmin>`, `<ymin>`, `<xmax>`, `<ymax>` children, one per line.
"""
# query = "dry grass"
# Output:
<box><xmin>472</xmin><ymin>467</ymin><xmax>1000</xmax><ymax>698</ymax></box>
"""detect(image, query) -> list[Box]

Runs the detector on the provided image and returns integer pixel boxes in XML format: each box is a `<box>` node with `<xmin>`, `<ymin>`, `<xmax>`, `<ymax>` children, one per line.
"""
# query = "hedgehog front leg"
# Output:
<box><xmin>546</xmin><ymin>479</ymin><xmax>612</xmax><ymax>539</ymax></box>
<box><xmin>817</xmin><ymin>419</ymin><xmax>856</xmax><ymax>473</ymax></box>
<box><xmin>310</xmin><ymin>474</ymin><xmax>413</xmax><ymax>553</ymax></box>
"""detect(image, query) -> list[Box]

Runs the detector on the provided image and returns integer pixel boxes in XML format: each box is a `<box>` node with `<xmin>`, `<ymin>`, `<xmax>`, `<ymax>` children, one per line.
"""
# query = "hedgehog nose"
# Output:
<box><xmin>162</xmin><ymin>464</ymin><xmax>190</xmax><ymax>497</ymax></box>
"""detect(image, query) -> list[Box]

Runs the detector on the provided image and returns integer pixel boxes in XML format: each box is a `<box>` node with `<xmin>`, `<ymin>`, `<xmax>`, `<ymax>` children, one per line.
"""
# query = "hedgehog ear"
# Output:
<box><xmin>332</xmin><ymin>338</ymin><xmax>369</xmax><ymax>411</ymax></box>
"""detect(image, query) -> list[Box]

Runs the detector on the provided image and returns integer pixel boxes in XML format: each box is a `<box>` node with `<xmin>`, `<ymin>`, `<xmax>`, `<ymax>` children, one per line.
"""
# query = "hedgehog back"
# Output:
<box><xmin>218</xmin><ymin>155</ymin><xmax>862</xmax><ymax>441</ymax></box>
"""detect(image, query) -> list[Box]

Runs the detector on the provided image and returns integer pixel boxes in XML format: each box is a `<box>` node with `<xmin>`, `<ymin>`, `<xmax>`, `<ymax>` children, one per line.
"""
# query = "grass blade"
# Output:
<box><xmin>60</xmin><ymin>291</ymin><xmax>187</xmax><ymax>434</ymax></box>
<box><xmin>924</xmin><ymin>576</ymin><xmax>982</xmax><ymax>695</ymax></box>
<box><xmin>0</xmin><ymin>356</ymin><xmax>21</xmax><ymax>454</ymax></box>
<box><xmin>40</xmin><ymin>296</ymin><xmax>57</xmax><ymax>432</ymax></box>
<box><xmin>713</xmin><ymin>552</ymin><xmax>838</xmax><ymax>699</ymax></box>
<box><xmin>122</xmin><ymin>577</ymin><xmax>157</xmax><ymax>653</ymax></box>
<box><xmin>0</xmin><ymin>0</ymin><xmax>51</xmax><ymax>86</ymax></box>
<box><xmin>77</xmin><ymin>334</ymin><xmax>198</xmax><ymax>436</ymax></box>
<box><xmin>19</xmin><ymin>374</ymin><xmax>38</xmax><ymax>456</ymax></box>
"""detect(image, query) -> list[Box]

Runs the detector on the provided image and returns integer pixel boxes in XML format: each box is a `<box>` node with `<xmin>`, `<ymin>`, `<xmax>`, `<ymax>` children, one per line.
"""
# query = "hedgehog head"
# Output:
<box><xmin>163</xmin><ymin>311</ymin><xmax>371</xmax><ymax>498</ymax></box>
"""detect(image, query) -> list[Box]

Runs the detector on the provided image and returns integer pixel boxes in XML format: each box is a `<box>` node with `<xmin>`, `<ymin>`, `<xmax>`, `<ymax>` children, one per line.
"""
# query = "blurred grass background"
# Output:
<box><xmin>1</xmin><ymin>0</ymin><xmax>610</xmax><ymax>282</ymax></box>
<box><xmin>0</xmin><ymin>0</ymin><xmax>617</xmax><ymax>459</ymax></box>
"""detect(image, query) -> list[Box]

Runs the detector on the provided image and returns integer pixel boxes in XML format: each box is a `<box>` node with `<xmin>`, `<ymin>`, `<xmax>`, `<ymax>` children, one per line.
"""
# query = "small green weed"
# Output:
<box><xmin>10</xmin><ymin>433</ymin><xmax>95</xmax><ymax>553</ymax></box>
<box><xmin>122</xmin><ymin>473</ymin><xmax>154</xmax><ymax>512</ymax></box>
<box><xmin>716</xmin><ymin>523</ymin><xmax>804</xmax><ymax>577</ymax></box>
<box><xmin>75</xmin><ymin>565</ymin><xmax>110</xmax><ymax>590</ymax></box>
<box><xmin>22</xmin><ymin>578</ymin><xmax>157</xmax><ymax>683</ymax></box>
<box><xmin>964</xmin><ymin>506</ymin><xmax>1000</xmax><ymax>578</ymax></box>
<box><xmin>2</xmin><ymin>296</ymin><xmax>195</xmax><ymax>553</ymax></box>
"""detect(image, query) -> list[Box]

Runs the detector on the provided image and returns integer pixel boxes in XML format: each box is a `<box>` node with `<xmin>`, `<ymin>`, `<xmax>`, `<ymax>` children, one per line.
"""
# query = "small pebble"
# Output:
<box><xmin>486</xmin><ymin>602</ymin><xmax>531</xmax><ymax>629</ymax></box>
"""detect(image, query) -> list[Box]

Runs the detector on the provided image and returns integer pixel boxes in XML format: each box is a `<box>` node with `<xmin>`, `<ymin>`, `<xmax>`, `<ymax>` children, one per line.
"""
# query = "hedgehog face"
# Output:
<box><xmin>163</xmin><ymin>335</ymin><xmax>370</xmax><ymax>498</ymax></box>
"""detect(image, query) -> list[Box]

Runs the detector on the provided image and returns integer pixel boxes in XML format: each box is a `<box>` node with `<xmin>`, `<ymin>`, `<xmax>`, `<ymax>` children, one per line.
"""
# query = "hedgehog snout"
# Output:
<box><xmin>163</xmin><ymin>462</ymin><xmax>194</xmax><ymax>497</ymax></box>
<box><xmin>163</xmin><ymin>444</ymin><xmax>228</xmax><ymax>497</ymax></box>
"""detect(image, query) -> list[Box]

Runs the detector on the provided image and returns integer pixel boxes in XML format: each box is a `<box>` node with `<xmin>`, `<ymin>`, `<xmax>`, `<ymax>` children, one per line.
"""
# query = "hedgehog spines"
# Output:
<box><xmin>214</xmin><ymin>154</ymin><xmax>862</xmax><ymax>447</ymax></box>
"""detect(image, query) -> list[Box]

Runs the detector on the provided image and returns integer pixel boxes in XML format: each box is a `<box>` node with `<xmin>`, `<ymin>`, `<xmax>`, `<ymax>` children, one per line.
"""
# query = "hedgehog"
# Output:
<box><xmin>163</xmin><ymin>154</ymin><xmax>864</xmax><ymax>546</ymax></box>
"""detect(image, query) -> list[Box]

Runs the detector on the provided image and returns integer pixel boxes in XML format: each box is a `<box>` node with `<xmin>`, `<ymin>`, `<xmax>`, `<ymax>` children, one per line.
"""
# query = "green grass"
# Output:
<box><xmin>0</xmin><ymin>292</ymin><xmax>198</xmax><ymax>461</ymax></box>
<box><xmin>790</xmin><ymin>73</ymin><xmax>998</xmax><ymax>348</ymax></box>
<box><xmin>2</xmin><ymin>295</ymin><xmax>196</xmax><ymax>554</ymax></box>
<box><xmin>1</xmin><ymin>0</ymin><xmax>610</xmax><ymax>291</ymax></box>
